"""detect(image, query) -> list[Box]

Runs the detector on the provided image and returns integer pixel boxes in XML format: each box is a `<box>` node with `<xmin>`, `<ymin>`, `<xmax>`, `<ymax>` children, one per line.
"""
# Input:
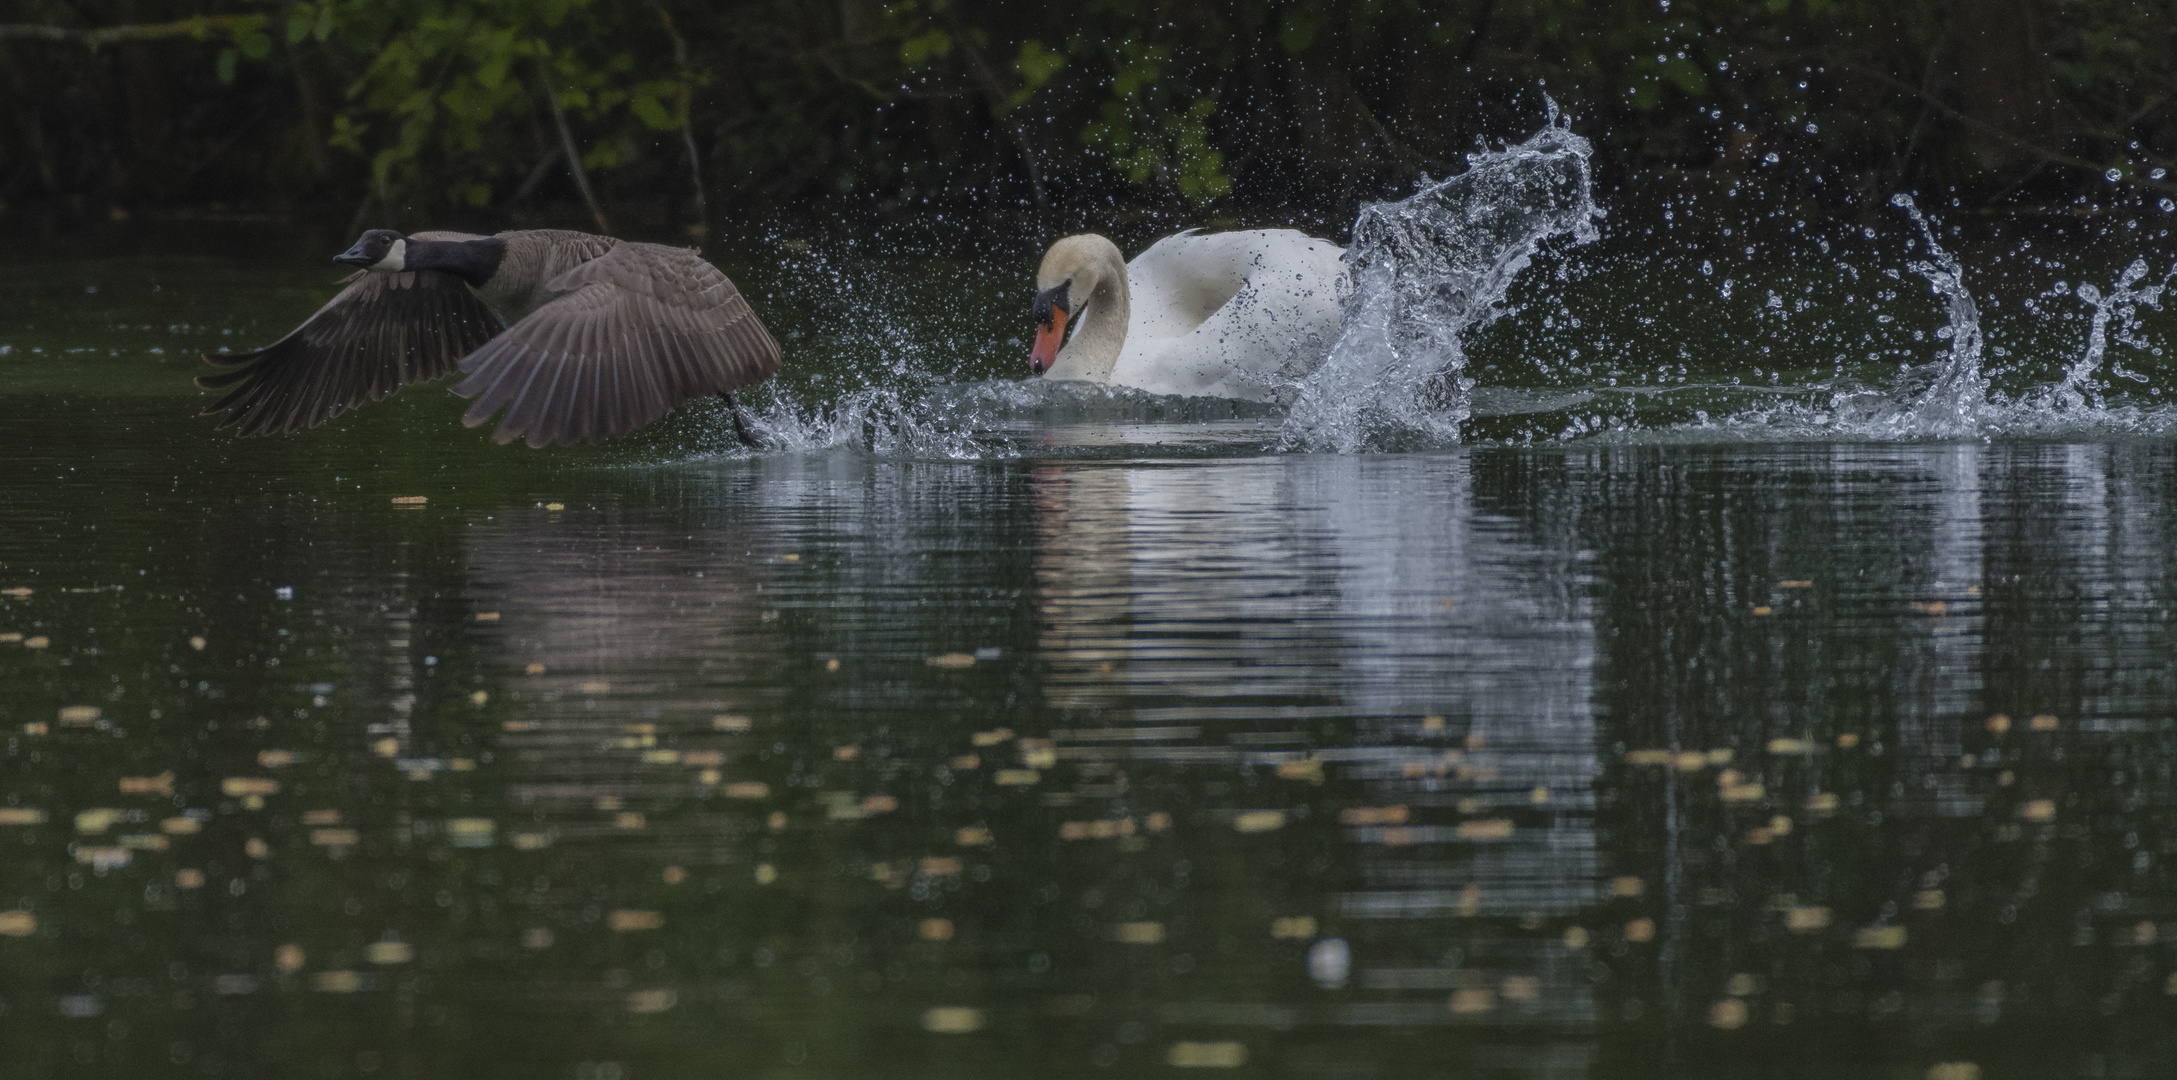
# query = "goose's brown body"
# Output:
<box><xmin>197</xmin><ymin>229</ymin><xmax>781</xmax><ymax>447</ymax></box>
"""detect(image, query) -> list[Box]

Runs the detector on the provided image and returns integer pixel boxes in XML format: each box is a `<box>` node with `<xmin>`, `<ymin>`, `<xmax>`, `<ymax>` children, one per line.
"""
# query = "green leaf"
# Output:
<box><xmin>286</xmin><ymin>4</ymin><xmax>315</xmax><ymax>45</ymax></box>
<box><xmin>238</xmin><ymin>30</ymin><xmax>273</xmax><ymax>60</ymax></box>
<box><xmin>216</xmin><ymin>47</ymin><xmax>238</xmax><ymax>85</ymax></box>
<box><xmin>900</xmin><ymin>29</ymin><xmax>951</xmax><ymax>66</ymax></box>
<box><xmin>314</xmin><ymin>3</ymin><xmax>336</xmax><ymax>42</ymax></box>
<box><xmin>631</xmin><ymin>93</ymin><xmax>674</xmax><ymax>131</ymax></box>
<box><xmin>1013</xmin><ymin>39</ymin><xmax>1065</xmax><ymax>93</ymax></box>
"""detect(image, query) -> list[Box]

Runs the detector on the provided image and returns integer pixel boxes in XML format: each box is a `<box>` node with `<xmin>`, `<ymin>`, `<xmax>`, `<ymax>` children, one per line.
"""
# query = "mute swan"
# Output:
<box><xmin>198</xmin><ymin>228</ymin><xmax>781</xmax><ymax>448</ymax></box>
<box><xmin>1029</xmin><ymin>230</ymin><xmax>1346</xmax><ymax>401</ymax></box>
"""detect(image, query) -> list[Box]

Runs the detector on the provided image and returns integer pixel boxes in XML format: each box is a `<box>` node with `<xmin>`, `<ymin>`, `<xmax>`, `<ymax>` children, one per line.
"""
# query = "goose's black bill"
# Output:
<box><xmin>450</xmin><ymin>242</ymin><xmax>782</xmax><ymax>448</ymax></box>
<box><xmin>196</xmin><ymin>269</ymin><xmax>503</xmax><ymax>437</ymax></box>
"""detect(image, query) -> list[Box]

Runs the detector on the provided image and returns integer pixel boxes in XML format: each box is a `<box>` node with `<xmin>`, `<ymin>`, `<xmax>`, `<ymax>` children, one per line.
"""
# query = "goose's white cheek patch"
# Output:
<box><xmin>370</xmin><ymin>239</ymin><xmax>407</xmax><ymax>273</ymax></box>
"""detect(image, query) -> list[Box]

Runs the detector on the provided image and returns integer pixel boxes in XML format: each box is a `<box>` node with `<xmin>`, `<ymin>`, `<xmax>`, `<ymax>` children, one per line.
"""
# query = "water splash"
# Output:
<box><xmin>1281</xmin><ymin>100</ymin><xmax>1604</xmax><ymax>452</ymax></box>
<box><xmin>1885</xmin><ymin>194</ymin><xmax>1989</xmax><ymax>435</ymax></box>
<box><xmin>2047</xmin><ymin>258</ymin><xmax>2173</xmax><ymax>409</ymax></box>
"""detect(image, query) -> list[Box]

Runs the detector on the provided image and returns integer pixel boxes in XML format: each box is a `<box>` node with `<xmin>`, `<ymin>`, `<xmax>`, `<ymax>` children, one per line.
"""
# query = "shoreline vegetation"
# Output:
<box><xmin>2</xmin><ymin>1</ymin><xmax>2172</xmax><ymax>244</ymax></box>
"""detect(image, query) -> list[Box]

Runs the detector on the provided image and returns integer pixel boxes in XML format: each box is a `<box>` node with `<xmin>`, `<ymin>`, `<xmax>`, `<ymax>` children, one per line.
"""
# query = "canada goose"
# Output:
<box><xmin>1029</xmin><ymin>230</ymin><xmax>1346</xmax><ymax>401</ymax></box>
<box><xmin>197</xmin><ymin>228</ymin><xmax>782</xmax><ymax>448</ymax></box>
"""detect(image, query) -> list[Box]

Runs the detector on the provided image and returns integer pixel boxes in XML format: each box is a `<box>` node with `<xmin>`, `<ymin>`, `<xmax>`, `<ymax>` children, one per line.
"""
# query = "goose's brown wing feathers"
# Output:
<box><xmin>196</xmin><ymin>269</ymin><xmax>503</xmax><ymax>437</ymax></box>
<box><xmin>450</xmin><ymin>242</ymin><xmax>781</xmax><ymax>448</ymax></box>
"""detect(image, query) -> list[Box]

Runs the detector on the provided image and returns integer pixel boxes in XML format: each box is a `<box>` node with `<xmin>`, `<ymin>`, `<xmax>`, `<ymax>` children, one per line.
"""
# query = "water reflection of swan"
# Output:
<box><xmin>1028</xmin><ymin>231</ymin><xmax>1347</xmax><ymax>401</ymax></box>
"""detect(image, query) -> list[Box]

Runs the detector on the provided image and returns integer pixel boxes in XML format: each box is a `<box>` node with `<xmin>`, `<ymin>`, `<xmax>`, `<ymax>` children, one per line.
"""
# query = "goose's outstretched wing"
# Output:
<box><xmin>196</xmin><ymin>269</ymin><xmax>503</xmax><ymax>437</ymax></box>
<box><xmin>450</xmin><ymin>242</ymin><xmax>781</xmax><ymax>448</ymax></box>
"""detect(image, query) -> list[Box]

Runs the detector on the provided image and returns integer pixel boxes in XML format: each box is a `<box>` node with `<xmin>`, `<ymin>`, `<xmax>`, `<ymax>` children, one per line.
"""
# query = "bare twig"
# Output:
<box><xmin>533</xmin><ymin>52</ymin><xmax>613</xmax><ymax>235</ymax></box>
<box><xmin>0</xmin><ymin>17</ymin><xmax>260</xmax><ymax>50</ymax></box>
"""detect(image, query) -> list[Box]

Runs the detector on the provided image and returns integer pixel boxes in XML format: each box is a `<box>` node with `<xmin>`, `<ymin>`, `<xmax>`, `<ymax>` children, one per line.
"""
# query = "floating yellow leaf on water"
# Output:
<box><xmin>1913</xmin><ymin>890</ymin><xmax>1945</xmax><ymax>911</ymax></box>
<box><xmin>1530</xmin><ymin>786</ymin><xmax>1552</xmax><ymax>805</ymax></box>
<box><xmin>1853</xmin><ymin>926</ymin><xmax>1908</xmax><ymax>949</ymax></box>
<box><xmin>1675</xmin><ymin>752</ymin><xmax>1708</xmax><ymax>772</ymax></box>
<box><xmin>1767</xmin><ymin>738</ymin><xmax>1813</xmax><ymax>755</ymax></box>
<box><xmin>472</xmin><ymin>613</ymin><xmax>500</xmax><ymax>624</ymax></box>
<box><xmin>1779</xmin><ymin>579</ymin><xmax>1813</xmax><ymax>589</ymax></box>
<box><xmin>0</xmin><ymin>910</ymin><xmax>35</xmax><ymax>936</ymax></box>
<box><xmin>994</xmin><ymin>769</ymin><xmax>1040</xmax><ymax>786</ymax></box>
<box><xmin>955</xmin><ymin>826</ymin><xmax>993</xmax><ymax>846</ymax></box>
<box><xmin>924</xmin><ymin>652</ymin><xmax>977</xmax><ymax>669</ymax></box>
<box><xmin>275</xmin><ymin>944</ymin><xmax>306</xmax><ymax>973</ymax></box>
<box><xmin>175</xmin><ymin>869</ymin><xmax>205</xmax><ymax>889</ymax></box>
<box><xmin>1564</xmin><ymin>926</ymin><xmax>1591</xmax><ymax>949</ymax></box>
<box><xmin>1457</xmin><ymin>819</ymin><xmax>1514</xmax><ymax>841</ymax></box>
<box><xmin>919</xmin><ymin>918</ymin><xmax>955</xmax><ymax>942</ymax></box>
<box><xmin>119</xmin><ymin>772</ymin><xmax>174</xmax><ymax>796</ymax></box>
<box><xmin>713</xmin><ymin>714</ymin><xmax>752</xmax><ymax>732</ymax></box>
<box><xmin>972</xmin><ymin>728</ymin><xmax>1014</xmax><ymax>747</ymax></box>
<box><xmin>825</xmin><ymin>658</ymin><xmax>841</xmax><ymax>672</ymax></box>
<box><xmin>390</xmin><ymin>496</ymin><xmax>427</xmax><ymax>506</ymax></box>
<box><xmin>608</xmin><ymin>910</ymin><xmax>664</xmax><ymax>932</ymax></box>
<box><xmin>861</xmin><ymin>795</ymin><xmax>899</xmax><ymax>815</ymax></box>
<box><xmin>524</xmin><ymin>663</ymin><xmax>546</xmax><ymax>676</ymax></box>
<box><xmin>1624</xmin><ymin>918</ymin><xmax>1656</xmax><ymax>943</ymax></box>
<box><xmin>1624</xmin><ymin>749</ymin><xmax>1672</xmax><ymax>766</ymax></box>
<box><xmin>1708</xmin><ymin>998</ymin><xmax>1748</xmax><ymax>1030</ymax></box>
<box><xmin>313</xmin><ymin>971</ymin><xmax>363</xmax><ymax>993</ymax></box>
<box><xmin>511</xmin><ymin>832</ymin><xmax>551</xmax><ymax>851</ymax></box>
<box><xmin>1168</xmin><ymin>1042</ymin><xmax>1247</xmax><ymax>1068</ymax></box>
<box><xmin>1112</xmin><ymin>922</ymin><xmax>1166</xmax><ymax>944</ymax></box>
<box><xmin>2029</xmin><ymin>714</ymin><xmax>2059</xmax><ymax>731</ymax></box>
<box><xmin>614</xmin><ymin>812</ymin><xmax>646</xmax><ymax>830</ymax></box>
<box><xmin>1275</xmin><ymin>758</ymin><xmax>1324</xmax><ymax>783</ymax></box>
<box><xmin>371</xmin><ymin>739</ymin><xmax>399</xmax><ymax>757</ymax></box>
<box><xmin>1785</xmin><ymin>906</ymin><xmax>1832</xmax><ymax>932</ymax></box>
<box><xmin>257</xmin><ymin>750</ymin><xmax>298</xmax><ymax>768</ymax></box>
<box><xmin>1805</xmin><ymin>793</ymin><xmax>1839</xmax><ymax>814</ymax></box>
<box><xmin>75</xmin><ymin>808</ymin><xmax>121</xmax><ymax>834</ymax></box>
<box><xmin>1751</xmin><ymin>605</ymin><xmax>1773</xmax><ymax>616</ymax></box>
<box><xmin>244</xmin><ymin>837</ymin><xmax>269</xmax><ymax>858</ymax></box>
<box><xmin>626</xmin><ymin>988</ymin><xmax>677</xmax><ymax>1014</ymax></box>
<box><xmin>1020</xmin><ymin>740</ymin><xmax>1056</xmax><ymax>768</ymax></box>
<box><xmin>1611</xmin><ymin>876</ymin><xmax>1645</xmax><ymax>898</ymax></box>
<box><xmin>1339</xmin><ymin>806</ymin><xmax>1409</xmax><ymax>826</ymax></box>
<box><xmin>920</xmin><ymin>856</ymin><xmax>963</xmax><ymax>876</ymax></box>
<box><xmin>2018</xmin><ymin>799</ymin><xmax>2056</xmax><ymax>822</ymax></box>
<box><xmin>832</xmin><ymin>744</ymin><xmax>860</xmax><ymax>761</ymax></box>
<box><xmin>1422</xmin><ymin>714</ymin><xmax>1446</xmax><ymax>731</ymax></box>
<box><xmin>1927</xmin><ymin>1065</ymin><xmax>1981</xmax><ymax>1080</ymax></box>
<box><xmin>754</xmin><ymin>863</ymin><xmax>778</xmax><ymax>885</ymax></box>
<box><xmin>722</xmin><ymin>782</ymin><xmax>770</xmax><ymax>800</ymax></box>
<box><xmin>58</xmin><ymin>705</ymin><xmax>99</xmax><ymax>725</ymax></box>
<box><xmin>1449</xmin><ymin>988</ymin><xmax>1497</xmax><ymax>1015</ymax></box>
<box><xmin>1145</xmin><ymin>812</ymin><xmax>1171</xmax><ymax>832</ymax></box>
<box><xmin>1769</xmin><ymin>815</ymin><xmax>1793</xmax><ymax>836</ymax></box>
<box><xmin>188</xmin><ymin>636</ymin><xmax>206</xmax><ymax>650</ymax></box>
<box><xmin>301</xmin><ymin>810</ymin><xmax>340</xmax><ymax>826</ymax></box>
<box><xmin>311</xmin><ymin>828</ymin><xmax>359</xmax><ymax>847</ymax></box>
<box><xmin>0</xmin><ymin>633</ymin><xmax>19</xmax><ymax>644</ymax></box>
<box><xmin>1233</xmin><ymin>810</ymin><xmax>1285</xmax><ymax>833</ymax></box>
<box><xmin>1908</xmin><ymin>600</ymin><xmax>1947</xmax><ymax>616</ymax></box>
<box><xmin>446</xmin><ymin>818</ymin><xmax>495</xmax><ymax>846</ymax></box>
<box><xmin>365</xmin><ymin>941</ymin><xmax>413</xmax><ymax>965</ymax></box>
<box><xmin>544</xmin><ymin>503</ymin><xmax>565</xmax><ymax>512</ymax></box>
<box><xmin>222</xmin><ymin>777</ymin><xmax>279</xmax><ymax>798</ymax></box>
<box><xmin>921</xmin><ymin>1007</ymin><xmax>983</xmax><ymax>1034</ymax></box>
<box><xmin>641</xmin><ymin>750</ymin><xmax>680</xmax><ymax>765</ymax></box>
<box><xmin>579</xmin><ymin>681</ymin><xmax>611</xmax><ymax>694</ymax></box>
<box><xmin>24</xmin><ymin>636</ymin><xmax>49</xmax><ymax>649</ymax></box>
<box><xmin>781</xmin><ymin>553</ymin><xmax>800</xmax><ymax>563</ymax></box>
<box><xmin>1500</xmin><ymin>975</ymin><xmax>1540</xmax><ymax>1002</ymax></box>
<box><xmin>1721</xmin><ymin>783</ymin><xmax>1767</xmax><ymax>804</ymax></box>
<box><xmin>1270</xmin><ymin>916</ymin><xmax>1317</xmax><ymax>940</ymax></box>
<box><xmin>1985</xmin><ymin>714</ymin><xmax>2011</xmax><ymax>734</ymax></box>
<box><xmin>76</xmin><ymin>846</ymin><xmax>131</xmax><ymax>870</ymax></box>
<box><xmin>121</xmin><ymin>834</ymin><xmax>169</xmax><ymax>851</ymax></box>
<box><xmin>0</xmin><ymin>808</ymin><xmax>45</xmax><ymax>826</ymax></box>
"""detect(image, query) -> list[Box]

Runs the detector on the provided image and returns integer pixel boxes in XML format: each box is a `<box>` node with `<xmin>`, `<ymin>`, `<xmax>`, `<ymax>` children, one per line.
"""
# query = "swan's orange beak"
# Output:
<box><xmin>1030</xmin><ymin>282</ymin><xmax>1071</xmax><ymax>375</ymax></box>
<box><xmin>1030</xmin><ymin>309</ymin><xmax>1068</xmax><ymax>375</ymax></box>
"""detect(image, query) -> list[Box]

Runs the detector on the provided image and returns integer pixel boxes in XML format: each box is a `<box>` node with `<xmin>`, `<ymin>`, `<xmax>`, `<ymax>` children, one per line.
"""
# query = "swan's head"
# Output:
<box><xmin>335</xmin><ymin>229</ymin><xmax>408</xmax><ymax>273</ymax></box>
<box><xmin>1030</xmin><ymin>234</ymin><xmax>1123</xmax><ymax>375</ymax></box>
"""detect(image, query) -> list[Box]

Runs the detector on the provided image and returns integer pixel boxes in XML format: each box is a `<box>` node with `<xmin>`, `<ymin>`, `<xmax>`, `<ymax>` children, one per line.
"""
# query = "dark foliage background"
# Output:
<box><xmin>2</xmin><ymin>0</ymin><xmax>2172</xmax><ymax>241</ymax></box>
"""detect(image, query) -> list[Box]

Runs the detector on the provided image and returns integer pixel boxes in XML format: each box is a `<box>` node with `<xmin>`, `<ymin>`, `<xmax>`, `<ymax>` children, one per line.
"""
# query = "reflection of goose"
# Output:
<box><xmin>198</xmin><ymin>229</ymin><xmax>780</xmax><ymax>448</ymax></box>
<box><xmin>1029</xmin><ymin>231</ymin><xmax>1346</xmax><ymax>401</ymax></box>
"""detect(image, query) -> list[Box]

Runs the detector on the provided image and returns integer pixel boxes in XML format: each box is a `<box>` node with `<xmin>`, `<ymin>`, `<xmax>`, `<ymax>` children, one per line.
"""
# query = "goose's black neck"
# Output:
<box><xmin>403</xmin><ymin>237</ymin><xmax>506</xmax><ymax>286</ymax></box>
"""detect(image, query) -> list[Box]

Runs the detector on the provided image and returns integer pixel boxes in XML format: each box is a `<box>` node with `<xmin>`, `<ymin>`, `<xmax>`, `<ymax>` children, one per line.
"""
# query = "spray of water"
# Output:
<box><xmin>1886</xmin><ymin>194</ymin><xmax>1990</xmax><ymax>435</ymax></box>
<box><xmin>1280</xmin><ymin>100</ymin><xmax>1604</xmax><ymax>452</ymax></box>
<box><xmin>2047</xmin><ymin>258</ymin><xmax>2174</xmax><ymax>410</ymax></box>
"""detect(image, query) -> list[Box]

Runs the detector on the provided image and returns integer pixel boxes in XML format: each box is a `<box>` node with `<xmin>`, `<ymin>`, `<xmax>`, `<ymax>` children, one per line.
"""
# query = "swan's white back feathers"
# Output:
<box><xmin>1108</xmin><ymin>229</ymin><xmax>1347</xmax><ymax>401</ymax></box>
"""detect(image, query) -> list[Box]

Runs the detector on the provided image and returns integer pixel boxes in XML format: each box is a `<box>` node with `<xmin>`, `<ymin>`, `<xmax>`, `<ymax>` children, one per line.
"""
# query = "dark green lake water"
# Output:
<box><xmin>3</xmin><ymin>237</ymin><xmax>2176</xmax><ymax>1079</ymax></box>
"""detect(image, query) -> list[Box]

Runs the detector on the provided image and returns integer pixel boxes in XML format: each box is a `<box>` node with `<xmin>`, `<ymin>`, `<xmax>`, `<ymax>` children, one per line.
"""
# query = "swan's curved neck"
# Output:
<box><xmin>1047</xmin><ymin>251</ymin><xmax>1129</xmax><ymax>383</ymax></box>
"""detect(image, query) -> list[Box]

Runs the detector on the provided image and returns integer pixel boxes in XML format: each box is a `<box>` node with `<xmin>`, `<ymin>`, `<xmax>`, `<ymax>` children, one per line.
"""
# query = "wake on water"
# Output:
<box><xmin>713</xmin><ymin>102</ymin><xmax>2177</xmax><ymax>459</ymax></box>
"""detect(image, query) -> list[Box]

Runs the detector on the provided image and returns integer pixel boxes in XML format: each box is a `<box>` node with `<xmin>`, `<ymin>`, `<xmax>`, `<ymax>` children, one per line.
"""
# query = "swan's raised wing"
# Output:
<box><xmin>195</xmin><ymin>269</ymin><xmax>504</xmax><ymax>437</ymax></box>
<box><xmin>451</xmin><ymin>242</ymin><xmax>781</xmax><ymax>448</ymax></box>
<box><xmin>1115</xmin><ymin>230</ymin><xmax>1347</xmax><ymax>400</ymax></box>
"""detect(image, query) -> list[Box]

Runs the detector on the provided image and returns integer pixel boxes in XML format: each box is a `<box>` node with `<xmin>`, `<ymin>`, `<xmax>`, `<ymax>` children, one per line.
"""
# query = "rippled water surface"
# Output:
<box><xmin>6</xmin><ymin>228</ymin><xmax>2177</xmax><ymax>1080</ymax></box>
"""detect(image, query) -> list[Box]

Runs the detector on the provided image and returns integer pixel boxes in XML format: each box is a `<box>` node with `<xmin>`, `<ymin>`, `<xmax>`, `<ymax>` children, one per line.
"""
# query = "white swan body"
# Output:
<box><xmin>1030</xmin><ymin>230</ymin><xmax>1347</xmax><ymax>402</ymax></box>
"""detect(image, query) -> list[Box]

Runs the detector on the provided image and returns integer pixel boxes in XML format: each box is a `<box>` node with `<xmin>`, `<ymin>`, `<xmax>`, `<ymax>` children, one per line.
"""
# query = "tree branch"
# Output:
<box><xmin>0</xmin><ymin>17</ymin><xmax>260</xmax><ymax>51</ymax></box>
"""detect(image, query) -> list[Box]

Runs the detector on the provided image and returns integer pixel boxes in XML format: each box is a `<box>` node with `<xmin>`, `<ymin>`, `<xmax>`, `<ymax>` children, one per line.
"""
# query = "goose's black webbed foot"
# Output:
<box><xmin>719</xmin><ymin>391</ymin><xmax>772</xmax><ymax>450</ymax></box>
